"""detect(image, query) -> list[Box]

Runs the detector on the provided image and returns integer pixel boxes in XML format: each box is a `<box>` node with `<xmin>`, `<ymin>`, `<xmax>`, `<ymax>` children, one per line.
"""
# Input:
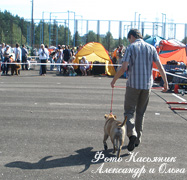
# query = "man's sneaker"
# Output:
<box><xmin>127</xmin><ymin>136</ymin><xmax>137</xmax><ymax>151</ymax></box>
<box><xmin>135</xmin><ymin>143</ymin><xmax>139</xmax><ymax>147</ymax></box>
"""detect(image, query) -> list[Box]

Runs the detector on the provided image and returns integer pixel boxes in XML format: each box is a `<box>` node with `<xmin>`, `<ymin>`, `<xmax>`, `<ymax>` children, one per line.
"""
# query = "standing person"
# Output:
<box><xmin>56</xmin><ymin>45</ymin><xmax>63</xmax><ymax>73</ymax></box>
<box><xmin>38</xmin><ymin>44</ymin><xmax>49</xmax><ymax>76</ymax></box>
<box><xmin>112</xmin><ymin>47</ymin><xmax>118</xmax><ymax>65</ymax></box>
<box><xmin>71</xmin><ymin>47</ymin><xmax>75</xmax><ymax>56</ymax></box>
<box><xmin>111</xmin><ymin>29</ymin><xmax>168</xmax><ymax>152</ymax></box>
<box><xmin>2</xmin><ymin>45</ymin><xmax>10</xmax><ymax>75</ymax></box>
<box><xmin>0</xmin><ymin>43</ymin><xmax>5</xmax><ymax>70</ymax></box>
<box><xmin>63</xmin><ymin>45</ymin><xmax>71</xmax><ymax>62</ymax></box>
<box><xmin>0</xmin><ymin>43</ymin><xmax>5</xmax><ymax>61</ymax></box>
<box><xmin>49</xmin><ymin>50</ymin><xmax>57</xmax><ymax>71</ymax></box>
<box><xmin>21</xmin><ymin>44</ymin><xmax>28</xmax><ymax>70</ymax></box>
<box><xmin>14</xmin><ymin>43</ymin><xmax>22</xmax><ymax>74</ymax></box>
<box><xmin>116</xmin><ymin>44</ymin><xmax>125</xmax><ymax>71</ymax></box>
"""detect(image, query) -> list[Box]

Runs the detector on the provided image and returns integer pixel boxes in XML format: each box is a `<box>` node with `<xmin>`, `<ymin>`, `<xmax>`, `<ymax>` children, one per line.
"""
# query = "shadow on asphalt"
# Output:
<box><xmin>5</xmin><ymin>146</ymin><xmax>129</xmax><ymax>173</ymax></box>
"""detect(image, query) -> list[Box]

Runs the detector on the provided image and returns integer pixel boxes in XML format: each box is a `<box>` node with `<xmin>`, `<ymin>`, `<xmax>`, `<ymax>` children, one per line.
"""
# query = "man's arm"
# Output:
<box><xmin>154</xmin><ymin>61</ymin><xmax>169</xmax><ymax>92</ymax></box>
<box><xmin>111</xmin><ymin>61</ymin><xmax>129</xmax><ymax>88</ymax></box>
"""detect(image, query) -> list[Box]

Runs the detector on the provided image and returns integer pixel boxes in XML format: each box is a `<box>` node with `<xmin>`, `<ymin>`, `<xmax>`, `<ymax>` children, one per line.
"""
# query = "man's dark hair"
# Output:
<box><xmin>127</xmin><ymin>29</ymin><xmax>143</xmax><ymax>39</ymax></box>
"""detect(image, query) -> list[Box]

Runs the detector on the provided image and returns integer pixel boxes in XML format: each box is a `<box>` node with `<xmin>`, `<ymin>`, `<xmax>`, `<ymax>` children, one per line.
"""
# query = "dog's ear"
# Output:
<box><xmin>114</xmin><ymin>115</ymin><xmax>117</xmax><ymax>119</ymax></box>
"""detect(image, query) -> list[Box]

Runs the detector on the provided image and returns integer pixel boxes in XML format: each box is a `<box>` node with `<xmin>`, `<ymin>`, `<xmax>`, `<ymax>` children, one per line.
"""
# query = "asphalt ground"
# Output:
<box><xmin>0</xmin><ymin>68</ymin><xmax>186</xmax><ymax>180</ymax></box>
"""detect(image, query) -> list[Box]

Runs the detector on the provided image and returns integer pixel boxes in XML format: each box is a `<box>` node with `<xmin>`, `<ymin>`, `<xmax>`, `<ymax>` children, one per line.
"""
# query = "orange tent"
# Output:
<box><xmin>153</xmin><ymin>39</ymin><xmax>187</xmax><ymax>80</ymax></box>
<box><xmin>159</xmin><ymin>48</ymin><xmax>187</xmax><ymax>65</ymax></box>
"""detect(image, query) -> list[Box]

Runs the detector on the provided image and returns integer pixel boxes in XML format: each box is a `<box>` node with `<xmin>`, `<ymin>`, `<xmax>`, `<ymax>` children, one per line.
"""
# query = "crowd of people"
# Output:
<box><xmin>0</xmin><ymin>43</ymin><xmax>28</xmax><ymax>75</ymax></box>
<box><xmin>0</xmin><ymin>42</ymin><xmax>128</xmax><ymax>77</ymax></box>
<box><xmin>47</xmin><ymin>44</ymin><xmax>77</xmax><ymax>76</ymax></box>
<box><xmin>0</xmin><ymin>43</ymin><xmax>91</xmax><ymax>76</ymax></box>
<box><xmin>42</xmin><ymin>44</ymin><xmax>90</xmax><ymax>76</ymax></box>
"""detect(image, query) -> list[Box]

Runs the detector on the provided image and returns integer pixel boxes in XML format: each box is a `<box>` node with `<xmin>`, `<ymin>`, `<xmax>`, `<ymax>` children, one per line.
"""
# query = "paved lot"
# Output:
<box><xmin>0</xmin><ymin>69</ymin><xmax>186</xmax><ymax>180</ymax></box>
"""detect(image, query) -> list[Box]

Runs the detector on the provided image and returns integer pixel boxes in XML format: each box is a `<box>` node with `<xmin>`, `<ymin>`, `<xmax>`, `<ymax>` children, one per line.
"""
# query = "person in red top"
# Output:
<box><xmin>112</xmin><ymin>47</ymin><xmax>119</xmax><ymax>70</ymax></box>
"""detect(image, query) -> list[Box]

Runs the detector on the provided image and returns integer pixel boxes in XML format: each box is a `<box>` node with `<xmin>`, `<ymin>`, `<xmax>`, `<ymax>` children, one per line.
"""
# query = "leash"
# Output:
<box><xmin>110</xmin><ymin>87</ymin><xmax>114</xmax><ymax>114</ymax></box>
<box><xmin>110</xmin><ymin>86</ymin><xmax>126</xmax><ymax>114</ymax></box>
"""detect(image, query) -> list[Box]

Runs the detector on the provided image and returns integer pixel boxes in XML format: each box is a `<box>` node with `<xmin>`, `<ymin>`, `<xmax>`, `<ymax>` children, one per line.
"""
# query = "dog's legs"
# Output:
<box><xmin>15</xmin><ymin>70</ymin><xmax>18</xmax><ymax>75</ymax></box>
<box><xmin>11</xmin><ymin>68</ymin><xmax>14</xmax><ymax>76</ymax></box>
<box><xmin>112</xmin><ymin>139</ymin><xmax>117</xmax><ymax>154</ymax></box>
<box><xmin>117</xmin><ymin>139</ymin><xmax>123</xmax><ymax>158</ymax></box>
<box><xmin>103</xmin><ymin>134</ymin><xmax>108</xmax><ymax>150</ymax></box>
<box><xmin>117</xmin><ymin>147</ymin><xmax>121</xmax><ymax>158</ymax></box>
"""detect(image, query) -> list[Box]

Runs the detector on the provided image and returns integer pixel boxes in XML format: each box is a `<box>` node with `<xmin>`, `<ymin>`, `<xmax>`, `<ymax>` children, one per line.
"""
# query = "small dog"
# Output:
<box><xmin>11</xmin><ymin>61</ymin><xmax>21</xmax><ymax>75</ymax></box>
<box><xmin>103</xmin><ymin>114</ymin><xmax>127</xmax><ymax>158</ymax></box>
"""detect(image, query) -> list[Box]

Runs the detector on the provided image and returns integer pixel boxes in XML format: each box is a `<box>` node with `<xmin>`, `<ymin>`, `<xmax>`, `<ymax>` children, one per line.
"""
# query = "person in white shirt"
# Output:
<box><xmin>80</xmin><ymin>56</ymin><xmax>89</xmax><ymax>76</ymax></box>
<box><xmin>2</xmin><ymin>45</ymin><xmax>11</xmax><ymax>75</ymax></box>
<box><xmin>14</xmin><ymin>43</ymin><xmax>22</xmax><ymax>74</ymax></box>
<box><xmin>0</xmin><ymin>43</ymin><xmax>5</xmax><ymax>71</ymax></box>
<box><xmin>0</xmin><ymin>43</ymin><xmax>5</xmax><ymax>61</ymax></box>
<box><xmin>38</xmin><ymin>44</ymin><xmax>49</xmax><ymax>76</ymax></box>
<box><xmin>14</xmin><ymin>43</ymin><xmax>22</xmax><ymax>62</ymax></box>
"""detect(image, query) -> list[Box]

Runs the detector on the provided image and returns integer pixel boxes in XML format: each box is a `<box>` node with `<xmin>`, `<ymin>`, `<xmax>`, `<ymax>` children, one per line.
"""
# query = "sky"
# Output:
<box><xmin>0</xmin><ymin>0</ymin><xmax>187</xmax><ymax>40</ymax></box>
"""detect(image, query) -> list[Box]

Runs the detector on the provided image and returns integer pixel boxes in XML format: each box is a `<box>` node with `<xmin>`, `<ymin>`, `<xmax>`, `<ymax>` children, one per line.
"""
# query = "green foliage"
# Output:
<box><xmin>182</xmin><ymin>37</ymin><xmax>187</xmax><ymax>45</ymax></box>
<box><xmin>73</xmin><ymin>31</ymin><xmax>82</xmax><ymax>47</ymax></box>
<box><xmin>86</xmin><ymin>31</ymin><xmax>97</xmax><ymax>43</ymax></box>
<box><xmin>0</xmin><ymin>10</ymin><xmax>28</xmax><ymax>46</ymax></box>
<box><xmin>102</xmin><ymin>31</ymin><xmax>114</xmax><ymax>52</ymax></box>
<box><xmin>0</xmin><ymin>10</ymin><xmax>130</xmax><ymax>54</ymax></box>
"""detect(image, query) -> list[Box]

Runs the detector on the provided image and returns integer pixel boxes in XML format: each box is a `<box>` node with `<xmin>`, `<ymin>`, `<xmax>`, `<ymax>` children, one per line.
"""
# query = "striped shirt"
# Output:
<box><xmin>122</xmin><ymin>39</ymin><xmax>160</xmax><ymax>89</ymax></box>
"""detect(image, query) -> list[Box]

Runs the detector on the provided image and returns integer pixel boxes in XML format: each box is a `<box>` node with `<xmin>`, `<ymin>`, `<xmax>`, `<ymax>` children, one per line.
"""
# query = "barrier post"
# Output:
<box><xmin>174</xmin><ymin>84</ymin><xmax>179</xmax><ymax>94</ymax></box>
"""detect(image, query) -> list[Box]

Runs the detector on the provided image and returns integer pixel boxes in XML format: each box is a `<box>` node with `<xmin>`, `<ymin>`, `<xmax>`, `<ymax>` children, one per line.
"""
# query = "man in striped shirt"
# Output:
<box><xmin>111</xmin><ymin>29</ymin><xmax>168</xmax><ymax>152</ymax></box>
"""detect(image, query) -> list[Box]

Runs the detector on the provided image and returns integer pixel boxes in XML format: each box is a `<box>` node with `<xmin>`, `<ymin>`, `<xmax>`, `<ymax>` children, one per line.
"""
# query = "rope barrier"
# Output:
<box><xmin>1</xmin><ymin>62</ymin><xmax>187</xmax><ymax>80</ymax></box>
<box><xmin>0</xmin><ymin>62</ymin><xmax>123</xmax><ymax>66</ymax></box>
<box><xmin>153</xmin><ymin>68</ymin><xmax>187</xmax><ymax>80</ymax></box>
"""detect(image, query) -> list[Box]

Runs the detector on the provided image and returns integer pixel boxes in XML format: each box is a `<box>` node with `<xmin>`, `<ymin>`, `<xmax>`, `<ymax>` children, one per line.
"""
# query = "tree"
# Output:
<box><xmin>122</xmin><ymin>37</ymin><xmax>129</xmax><ymax>47</ymax></box>
<box><xmin>34</xmin><ymin>23</ymin><xmax>41</xmax><ymax>47</ymax></box>
<box><xmin>43</xmin><ymin>23</ymin><xmax>49</xmax><ymax>46</ymax></box>
<box><xmin>102</xmin><ymin>31</ymin><xmax>114</xmax><ymax>52</ymax></box>
<box><xmin>51</xmin><ymin>20</ymin><xmax>58</xmax><ymax>46</ymax></box>
<box><xmin>73</xmin><ymin>31</ymin><xmax>82</xmax><ymax>47</ymax></box>
<box><xmin>86</xmin><ymin>31</ymin><xmax>97</xmax><ymax>43</ymax></box>
<box><xmin>0</xmin><ymin>10</ymin><xmax>29</xmax><ymax>46</ymax></box>
<box><xmin>0</xmin><ymin>29</ymin><xmax>5</xmax><ymax>43</ymax></box>
<box><xmin>182</xmin><ymin>37</ymin><xmax>187</xmax><ymax>45</ymax></box>
<box><xmin>57</xmin><ymin>25</ymin><xmax>72</xmax><ymax>45</ymax></box>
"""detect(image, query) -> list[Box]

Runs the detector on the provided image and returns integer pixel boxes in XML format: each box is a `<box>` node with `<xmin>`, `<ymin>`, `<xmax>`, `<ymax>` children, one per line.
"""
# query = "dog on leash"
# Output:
<box><xmin>103</xmin><ymin>114</ymin><xmax>127</xmax><ymax>158</ymax></box>
<box><xmin>11</xmin><ymin>61</ymin><xmax>21</xmax><ymax>75</ymax></box>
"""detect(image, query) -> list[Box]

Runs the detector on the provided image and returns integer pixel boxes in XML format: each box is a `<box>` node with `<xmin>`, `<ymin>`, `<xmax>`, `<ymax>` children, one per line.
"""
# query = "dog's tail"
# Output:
<box><xmin>119</xmin><ymin>116</ymin><xmax>127</xmax><ymax>127</ymax></box>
